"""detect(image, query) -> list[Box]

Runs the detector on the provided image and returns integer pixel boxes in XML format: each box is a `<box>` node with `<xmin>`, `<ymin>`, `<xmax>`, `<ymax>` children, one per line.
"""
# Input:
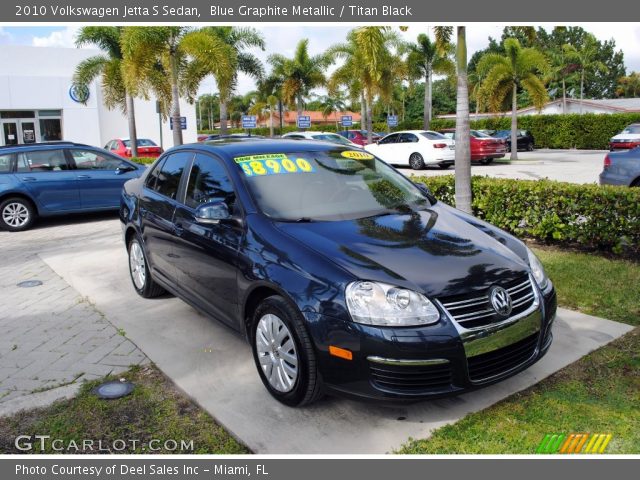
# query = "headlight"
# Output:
<box><xmin>345</xmin><ymin>281</ymin><xmax>440</xmax><ymax>327</ymax></box>
<box><xmin>527</xmin><ymin>248</ymin><xmax>549</xmax><ymax>290</ymax></box>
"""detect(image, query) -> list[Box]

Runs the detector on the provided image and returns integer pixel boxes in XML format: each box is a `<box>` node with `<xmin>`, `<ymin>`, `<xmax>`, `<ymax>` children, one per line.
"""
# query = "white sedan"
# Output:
<box><xmin>282</xmin><ymin>131</ymin><xmax>361</xmax><ymax>148</ymax></box>
<box><xmin>364</xmin><ymin>130</ymin><xmax>455</xmax><ymax>170</ymax></box>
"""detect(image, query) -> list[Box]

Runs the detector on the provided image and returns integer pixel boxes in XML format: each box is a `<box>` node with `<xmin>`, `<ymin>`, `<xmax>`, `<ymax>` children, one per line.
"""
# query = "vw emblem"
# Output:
<box><xmin>490</xmin><ymin>286</ymin><xmax>512</xmax><ymax>317</ymax></box>
<box><xmin>69</xmin><ymin>83</ymin><xmax>90</xmax><ymax>103</ymax></box>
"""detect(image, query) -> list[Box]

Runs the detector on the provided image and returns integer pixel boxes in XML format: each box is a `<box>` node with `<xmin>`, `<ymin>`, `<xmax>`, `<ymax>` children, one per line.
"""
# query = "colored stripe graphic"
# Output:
<box><xmin>537</xmin><ymin>433</ymin><xmax>613</xmax><ymax>454</ymax></box>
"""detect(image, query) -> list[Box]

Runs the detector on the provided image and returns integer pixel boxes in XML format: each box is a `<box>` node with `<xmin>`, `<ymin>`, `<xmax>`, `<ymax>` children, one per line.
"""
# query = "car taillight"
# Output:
<box><xmin>604</xmin><ymin>154</ymin><xmax>611</xmax><ymax>168</ymax></box>
<box><xmin>433</xmin><ymin>143</ymin><xmax>447</xmax><ymax>148</ymax></box>
<box><xmin>124</xmin><ymin>149</ymin><xmax>132</xmax><ymax>157</ymax></box>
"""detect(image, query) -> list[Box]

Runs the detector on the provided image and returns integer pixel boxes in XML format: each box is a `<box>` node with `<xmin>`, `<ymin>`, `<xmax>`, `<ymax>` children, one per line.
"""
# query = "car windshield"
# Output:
<box><xmin>622</xmin><ymin>125</ymin><xmax>640</xmax><ymax>134</ymax></box>
<box><xmin>311</xmin><ymin>134</ymin><xmax>352</xmax><ymax>145</ymax></box>
<box><xmin>494</xmin><ymin>130</ymin><xmax>510</xmax><ymax>137</ymax></box>
<box><xmin>123</xmin><ymin>139</ymin><xmax>156</xmax><ymax>147</ymax></box>
<box><xmin>236</xmin><ymin>150</ymin><xmax>430</xmax><ymax>221</ymax></box>
<box><xmin>471</xmin><ymin>130</ymin><xmax>492</xmax><ymax>138</ymax></box>
<box><xmin>420</xmin><ymin>131</ymin><xmax>448</xmax><ymax>140</ymax></box>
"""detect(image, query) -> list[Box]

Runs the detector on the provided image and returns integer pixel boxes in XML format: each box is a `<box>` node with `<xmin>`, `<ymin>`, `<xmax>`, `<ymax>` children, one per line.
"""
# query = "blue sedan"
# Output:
<box><xmin>600</xmin><ymin>147</ymin><xmax>640</xmax><ymax>187</ymax></box>
<box><xmin>0</xmin><ymin>142</ymin><xmax>143</xmax><ymax>231</ymax></box>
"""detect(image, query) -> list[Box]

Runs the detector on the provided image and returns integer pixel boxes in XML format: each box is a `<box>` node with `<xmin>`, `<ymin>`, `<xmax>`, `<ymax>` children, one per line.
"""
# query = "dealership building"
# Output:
<box><xmin>0</xmin><ymin>45</ymin><xmax>197</xmax><ymax>148</ymax></box>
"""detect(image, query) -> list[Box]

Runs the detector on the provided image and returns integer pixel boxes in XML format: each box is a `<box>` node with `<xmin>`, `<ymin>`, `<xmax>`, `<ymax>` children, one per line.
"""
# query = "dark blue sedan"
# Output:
<box><xmin>0</xmin><ymin>142</ymin><xmax>143</xmax><ymax>231</ymax></box>
<box><xmin>120</xmin><ymin>139</ymin><xmax>557</xmax><ymax>406</ymax></box>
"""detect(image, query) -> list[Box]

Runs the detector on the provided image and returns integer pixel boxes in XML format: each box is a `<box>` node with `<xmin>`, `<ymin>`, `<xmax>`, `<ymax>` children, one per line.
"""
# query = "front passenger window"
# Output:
<box><xmin>153</xmin><ymin>152</ymin><xmax>192</xmax><ymax>200</ymax></box>
<box><xmin>185</xmin><ymin>154</ymin><xmax>236</xmax><ymax>210</ymax></box>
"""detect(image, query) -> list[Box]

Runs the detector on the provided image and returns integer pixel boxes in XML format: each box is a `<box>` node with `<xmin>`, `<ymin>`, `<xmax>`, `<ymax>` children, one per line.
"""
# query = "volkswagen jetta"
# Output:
<box><xmin>120</xmin><ymin>139</ymin><xmax>556</xmax><ymax>407</ymax></box>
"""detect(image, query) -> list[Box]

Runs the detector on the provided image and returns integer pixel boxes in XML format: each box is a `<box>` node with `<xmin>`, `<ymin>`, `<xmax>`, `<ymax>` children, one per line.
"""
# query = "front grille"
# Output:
<box><xmin>369</xmin><ymin>362</ymin><xmax>452</xmax><ymax>394</ymax></box>
<box><xmin>467</xmin><ymin>333</ymin><xmax>539</xmax><ymax>382</ymax></box>
<box><xmin>439</xmin><ymin>275</ymin><xmax>536</xmax><ymax>329</ymax></box>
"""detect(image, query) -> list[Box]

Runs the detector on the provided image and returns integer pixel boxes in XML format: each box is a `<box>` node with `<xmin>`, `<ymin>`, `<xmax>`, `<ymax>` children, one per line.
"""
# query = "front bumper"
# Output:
<box><xmin>305</xmin><ymin>283</ymin><xmax>557</xmax><ymax>402</ymax></box>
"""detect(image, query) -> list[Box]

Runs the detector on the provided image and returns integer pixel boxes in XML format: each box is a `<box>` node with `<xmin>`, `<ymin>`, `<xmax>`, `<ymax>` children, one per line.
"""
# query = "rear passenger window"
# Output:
<box><xmin>0</xmin><ymin>154</ymin><xmax>12</xmax><ymax>173</ymax></box>
<box><xmin>152</xmin><ymin>152</ymin><xmax>192</xmax><ymax>200</ymax></box>
<box><xmin>16</xmin><ymin>150</ymin><xmax>68</xmax><ymax>172</ymax></box>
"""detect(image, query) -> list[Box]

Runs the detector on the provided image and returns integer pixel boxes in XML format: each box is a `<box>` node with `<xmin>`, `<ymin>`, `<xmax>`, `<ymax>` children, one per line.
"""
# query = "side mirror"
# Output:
<box><xmin>413</xmin><ymin>182</ymin><xmax>437</xmax><ymax>202</ymax></box>
<box><xmin>116</xmin><ymin>164</ymin><xmax>136</xmax><ymax>174</ymax></box>
<box><xmin>195</xmin><ymin>201</ymin><xmax>230</xmax><ymax>224</ymax></box>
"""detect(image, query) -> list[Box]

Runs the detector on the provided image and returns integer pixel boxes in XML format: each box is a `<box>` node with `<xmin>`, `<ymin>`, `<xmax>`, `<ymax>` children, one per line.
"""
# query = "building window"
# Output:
<box><xmin>39</xmin><ymin>118</ymin><xmax>62</xmax><ymax>142</ymax></box>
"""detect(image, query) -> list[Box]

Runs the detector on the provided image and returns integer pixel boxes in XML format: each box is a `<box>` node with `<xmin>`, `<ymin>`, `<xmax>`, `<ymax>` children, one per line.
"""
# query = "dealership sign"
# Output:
<box><xmin>242</xmin><ymin>115</ymin><xmax>257</xmax><ymax>129</ymax></box>
<box><xmin>68</xmin><ymin>84</ymin><xmax>90</xmax><ymax>104</ymax></box>
<box><xmin>169</xmin><ymin>117</ymin><xmax>187</xmax><ymax>130</ymax></box>
<box><xmin>387</xmin><ymin>115</ymin><xmax>398</xmax><ymax>127</ymax></box>
<box><xmin>341</xmin><ymin>115</ymin><xmax>353</xmax><ymax>127</ymax></box>
<box><xmin>297</xmin><ymin>115</ymin><xmax>311</xmax><ymax>129</ymax></box>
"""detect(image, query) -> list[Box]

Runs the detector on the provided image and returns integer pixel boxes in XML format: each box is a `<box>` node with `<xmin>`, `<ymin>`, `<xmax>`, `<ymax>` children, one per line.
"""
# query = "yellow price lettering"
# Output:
<box><xmin>265</xmin><ymin>159</ymin><xmax>281</xmax><ymax>173</ymax></box>
<box><xmin>241</xmin><ymin>164</ymin><xmax>253</xmax><ymax>176</ymax></box>
<box><xmin>296</xmin><ymin>158</ymin><xmax>313</xmax><ymax>172</ymax></box>
<box><xmin>281</xmin><ymin>158</ymin><xmax>297</xmax><ymax>172</ymax></box>
<box><xmin>250</xmin><ymin>161</ymin><xmax>267</xmax><ymax>175</ymax></box>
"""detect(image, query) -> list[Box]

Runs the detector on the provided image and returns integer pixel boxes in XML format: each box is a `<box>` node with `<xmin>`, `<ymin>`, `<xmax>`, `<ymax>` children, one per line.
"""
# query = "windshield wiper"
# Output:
<box><xmin>293</xmin><ymin>217</ymin><xmax>314</xmax><ymax>223</ymax></box>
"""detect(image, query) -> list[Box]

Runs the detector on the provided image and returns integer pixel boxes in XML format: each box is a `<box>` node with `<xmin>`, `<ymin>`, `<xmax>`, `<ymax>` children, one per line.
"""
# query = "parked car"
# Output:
<box><xmin>337</xmin><ymin>130</ymin><xmax>382</xmax><ymax>146</ymax></box>
<box><xmin>282</xmin><ymin>131</ymin><xmax>360</xmax><ymax>147</ymax></box>
<box><xmin>364</xmin><ymin>130</ymin><xmax>455</xmax><ymax>169</ymax></box>
<box><xmin>0</xmin><ymin>142</ymin><xmax>143</xmax><ymax>231</ymax></box>
<box><xmin>105</xmin><ymin>138</ymin><xmax>163</xmax><ymax>159</ymax></box>
<box><xmin>120</xmin><ymin>139</ymin><xmax>556</xmax><ymax>406</ymax></box>
<box><xmin>199</xmin><ymin>134</ymin><xmax>220</xmax><ymax>142</ymax></box>
<box><xmin>599</xmin><ymin>148</ymin><xmax>640</xmax><ymax>187</ymax></box>
<box><xmin>609</xmin><ymin>123</ymin><xmax>640</xmax><ymax>151</ymax></box>
<box><xmin>203</xmin><ymin>134</ymin><xmax>265</xmax><ymax>144</ymax></box>
<box><xmin>440</xmin><ymin>129</ymin><xmax>506</xmax><ymax>164</ymax></box>
<box><xmin>493</xmin><ymin>130</ymin><xmax>535</xmax><ymax>152</ymax></box>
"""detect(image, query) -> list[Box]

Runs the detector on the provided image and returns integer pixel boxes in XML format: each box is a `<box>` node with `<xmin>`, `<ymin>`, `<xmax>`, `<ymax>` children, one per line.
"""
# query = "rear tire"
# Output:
<box><xmin>480</xmin><ymin>158</ymin><xmax>494</xmax><ymax>165</ymax></box>
<box><xmin>251</xmin><ymin>295</ymin><xmax>323</xmax><ymax>407</ymax></box>
<box><xmin>409</xmin><ymin>153</ymin><xmax>425</xmax><ymax>170</ymax></box>
<box><xmin>438</xmin><ymin>163</ymin><xmax>451</xmax><ymax>169</ymax></box>
<box><xmin>527</xmin><ymin>142</ymin><xmax>534</xmax><ymax>151</ymax></box>
<box><xmin>0</xmin><ymin>197</ymin><xmax>36</xmax><ymax>232</ymax></box>
<box><xmin>128</xmin><ymin>235</ymin><xmax>165</xmax><ymax>298</ymax></box>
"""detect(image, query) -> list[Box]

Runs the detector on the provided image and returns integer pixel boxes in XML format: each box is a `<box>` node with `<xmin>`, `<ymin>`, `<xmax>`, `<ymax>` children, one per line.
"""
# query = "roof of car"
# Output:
<box><xmin>0</xmin><ymin>141</ymin><xmax>93</xmax><ymax>152</ymax></box>
<box><xmin>177</xmin><ymin>139</ymin><xmax>348</xmax><ymax>158</ymax></box>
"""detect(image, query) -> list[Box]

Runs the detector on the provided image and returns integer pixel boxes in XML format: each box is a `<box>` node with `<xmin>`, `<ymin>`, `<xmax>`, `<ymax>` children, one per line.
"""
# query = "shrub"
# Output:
<box><xmin>130</xmin><ymin>157</ymin><xmax>156</xmax><ymax>165</ymax></box>
<box><xmin>413</xmin><ymin>175</ymin><xmax>640</xmax><ymax>255</ymax></box>
<box><xmin>391</xmin><ymin>113</ymin><xmax>640</xmax><ymax>150</ymax></box>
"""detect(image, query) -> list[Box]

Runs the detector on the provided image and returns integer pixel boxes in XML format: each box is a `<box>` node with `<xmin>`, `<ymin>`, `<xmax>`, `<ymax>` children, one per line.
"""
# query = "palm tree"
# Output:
<box><xmin>616</xmin><ymin>71</ymin><xmax>640</xmax><ymax>98</ymax></box>
<box><xmin>434</xmin><ymin>26</ymin><xmax>472</xmax><ymax>213</ymax></box>
<box><xmin>121</xmin><ymin>27</ymin><xmax>232</xmax><ymax>146</ymax></box>
<box><xmin>564</xmin><ymin>34</ymin><xmax>608</xmax><ymax>113</ymax></box>
<box><xmin>73</xmin><ymin>27</ymin><xmax>140</xmax><ymax>157</ymax></box>
<box><xmin>477</xmin><ymin>38</ymin><xmax>549</xmax><ymax>160</ymax></box>
<box><xmin>546</xmin><ymin>46</ymin><xmax>574</xmax><ymax>114</ymax></box>
<box><xmin>318</xmin><ymin>93</ymin><xmax>347</xmax><ymax>130</ymax></box>
<box><xmin>189</xmin><ymin>27</ymin><xmax>265</xmax><ymax>134</ymax></box>
<box><xmin>407</xmin><ymin>33</ymin><xmax>455</xmax><ymax>130</ymax></box>
<box><xmin>268</xmin><ymin>39</ymin><xmax>329</xmax><ymax>117</ymax></box>
<box><xmin>249</xmin><ymin>80</ymin><xmax>280</xmax><ymax>137</ymax></box>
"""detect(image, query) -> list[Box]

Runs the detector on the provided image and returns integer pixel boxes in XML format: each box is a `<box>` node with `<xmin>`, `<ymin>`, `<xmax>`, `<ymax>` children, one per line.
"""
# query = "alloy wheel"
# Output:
<box><xmin>255</xmin><ymin>313</ymin><xmax>299</xmax><ymax>392</ymax></box>
<box><xmin>2</xmin><ymin>202</ymin><xmax>29</xmax><ymax>228</ymax></box>
<box><xmin>129</xmin><ymin>241</ymin><xmax>146</xmax><ymax>290</ymax></box>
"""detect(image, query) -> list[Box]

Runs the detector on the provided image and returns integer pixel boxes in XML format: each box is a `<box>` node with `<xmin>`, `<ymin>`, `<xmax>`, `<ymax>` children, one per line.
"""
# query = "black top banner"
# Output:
<box><xmin>4</xmin><ymin>0</ymin><xmax>638</xmax><ymax>22</ymax></box>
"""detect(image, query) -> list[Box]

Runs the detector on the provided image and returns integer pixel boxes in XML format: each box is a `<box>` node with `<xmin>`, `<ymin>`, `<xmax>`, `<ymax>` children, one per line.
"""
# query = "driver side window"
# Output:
<box><xmin>185</xmin><ymin>154</ymin><xmax>236</xmax><ymax>210</ymax></box>
<box><xmin>379</xmin><ymin>134</ymin><xmax>399</xmax><ymax>145</ymax></box>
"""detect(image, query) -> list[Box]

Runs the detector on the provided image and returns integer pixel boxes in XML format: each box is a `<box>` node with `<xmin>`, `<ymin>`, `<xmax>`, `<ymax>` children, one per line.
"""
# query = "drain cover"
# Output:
<box><xmin>92</xmin><ymin>381</ymin><xmax>135</xmax><ymax>399</ymax></box>
<box><xmin>17</xmin><ymin>280</ymin><xmax>43</xmax><ymax>288</ymax></box>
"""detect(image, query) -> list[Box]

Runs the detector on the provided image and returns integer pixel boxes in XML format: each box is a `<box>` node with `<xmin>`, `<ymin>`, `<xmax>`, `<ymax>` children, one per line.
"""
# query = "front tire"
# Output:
<box><xmin>128</xmin><ymin>235</ymin><xmax>165</xmax><ymax>298</ymax></box>
<box><xmin>251</xmin><ymin>295</ymin><xmax>323</xmax><ymax>407</ymax></box>
<box><xmin>480</xmin><ymin>158</ymin><xmax>494</xmax><ymax>165</ymax></box>
<box><xmin>438</xmin><ymin>163</ymin><xmax>451</xmax><ymax>169</ymax></box>
<box><xmin>527</xmin><ymin>142</ymin><xmax>534</xmax><ymax>151</ymax></box>
<box><xmin>409</xmin><ymin>153</ymin><xmax>425</xmax><ymax>170</ymax></box>
<box><xmin>0</xmin><ymin>197</ymin><xmax>36</xmax><ymax>232</ymax></box>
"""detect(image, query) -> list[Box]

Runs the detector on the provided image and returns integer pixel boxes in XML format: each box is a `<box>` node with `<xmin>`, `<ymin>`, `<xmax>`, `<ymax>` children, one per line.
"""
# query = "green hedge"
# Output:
<box><xmin>131</xmin><ymin>157</ymin><xmax>156</xmax><ymax>165</ymax></box>
<box><xmin>394</xmin><ymin>113</ymin><xmax>640</xmax><ymax>150</ymax></box>
<box><xmin>414</xmin><ymin>175</ymin><xmax>640</xmax><ymax>255</ymax></box>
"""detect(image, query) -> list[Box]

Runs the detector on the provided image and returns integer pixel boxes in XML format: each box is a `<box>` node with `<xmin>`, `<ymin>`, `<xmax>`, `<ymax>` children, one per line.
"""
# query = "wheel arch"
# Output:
<box><xmin>242</xmin><ymin>283</ymin><xmax>299</xmax><ymax>339</ymax></box>
<box><xmin>0</xmin><ymin>192</ymin><xmax>39</xmax><ymax>215</ymax></box>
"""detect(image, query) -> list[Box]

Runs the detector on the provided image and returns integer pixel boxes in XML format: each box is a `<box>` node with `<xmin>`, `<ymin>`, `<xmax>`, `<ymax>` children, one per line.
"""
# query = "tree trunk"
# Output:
<box><xmin>580</xmin><ymin>70</ymin><xmax>585</xmax><ymax>114</ymax></box>
<box><xmin>562</xmin><ymin>77</ymin><xmax>567</xmax><ymax>114</ymax></box>
<box><xmin>510</xmin><ymin>83</ymin><xmax>518</xmax><ymax>161</ymax></box>
<box><xmin>454</xmin><ymin>26</ymin><xmax>472</xmax><ymax>214</ymax></box>
<box><xmin>269</xmin><ymin>107</ymin><xmax>274</xmax><ymax>138</ymax></box>
<box><xmin>426</xmin><ymin>69</ymin><xmax>433</xmax><ymax>130</ymax></box>
<box><xmin>423</xmin><ymin>71</ymin><xmax>430</xmax><ymax>130</ymax></box>
<box><xmin>169</xmin><ymin>53</ymin><xmax>183</xmax><ymax>146</ymax></box>
<box><xmin>297</xmin><ymin>94</ymin><xmax>303</xmax><ymax>117</ymax></box>
<box><xmin>360</xmin><ymin>91</ymin><xmax>367</xmax><ymax>131</ymax></box>
<box><xmin>219</xmin><ymin>99</ymin><xmax>228</xmax><ymax>134</ymax></box>
<box><xmin>125</xmin><ymin>93</ymin><xmax>138</xmax><ymax>158</ymax></box>
<box><xmin>365</xmin><ymin>92</ymin><xmax>373</xmax><ymax>144</ymax></box>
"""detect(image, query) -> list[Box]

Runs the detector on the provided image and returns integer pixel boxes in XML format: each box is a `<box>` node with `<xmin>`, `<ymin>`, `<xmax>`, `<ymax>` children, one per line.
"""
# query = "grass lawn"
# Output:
<box><xmin>399</xmin><ymin>246</ymin><xmax>640</xmax><ymax>454</ymax></box>
<box><xmin>0</xmin><ymin>365</ymin><xmax>248</xmax><ymax>454</ymax></box>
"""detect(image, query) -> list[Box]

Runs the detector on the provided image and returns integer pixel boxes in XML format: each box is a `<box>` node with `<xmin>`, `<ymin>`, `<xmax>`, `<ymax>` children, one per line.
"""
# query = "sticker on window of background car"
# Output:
<box><xmin>234</xmin><ymin>154</ymin><xmax>315</xmax><ymax>176</ymax></box>
<box><xmin>341</xmin><ymin>150</ymin><xmax>374</xmax><ymax>160</ymax></box>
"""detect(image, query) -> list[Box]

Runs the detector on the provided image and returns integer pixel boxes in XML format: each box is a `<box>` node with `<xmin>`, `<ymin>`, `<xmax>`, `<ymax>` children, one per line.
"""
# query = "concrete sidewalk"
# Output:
<box><xmin>41</xmin><ymin>239</ymin><xmax>633</xmax><ymax>454</ymax></box>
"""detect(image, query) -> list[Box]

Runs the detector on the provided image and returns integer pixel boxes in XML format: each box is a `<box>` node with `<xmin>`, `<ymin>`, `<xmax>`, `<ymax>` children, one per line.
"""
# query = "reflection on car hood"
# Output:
<box><xmin>275</xmin><ymin>204</ymin><xmax>529</xmax><ymax>298</ymax></box>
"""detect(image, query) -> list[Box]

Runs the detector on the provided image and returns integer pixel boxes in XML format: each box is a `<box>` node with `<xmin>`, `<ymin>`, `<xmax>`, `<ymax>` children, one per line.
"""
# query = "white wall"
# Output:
<box><xmin>0</xmin><ymin>45</ymin><xmax>197</xmax><ymax>148</ymax></box>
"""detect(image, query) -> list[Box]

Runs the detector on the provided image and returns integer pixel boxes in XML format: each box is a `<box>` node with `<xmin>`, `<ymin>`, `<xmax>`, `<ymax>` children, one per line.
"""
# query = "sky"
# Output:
<box><xmin>2</xmin><ymin>24</ymin><xmax>640</xmax><ymax>98</ymax></box>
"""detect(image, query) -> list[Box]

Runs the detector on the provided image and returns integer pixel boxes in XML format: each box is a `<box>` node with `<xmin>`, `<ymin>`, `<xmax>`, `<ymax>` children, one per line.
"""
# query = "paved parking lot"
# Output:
<box><xmin>403</xmin><ymin>149</ymin><xmax>607</xmax><ymax>184</ymax></box>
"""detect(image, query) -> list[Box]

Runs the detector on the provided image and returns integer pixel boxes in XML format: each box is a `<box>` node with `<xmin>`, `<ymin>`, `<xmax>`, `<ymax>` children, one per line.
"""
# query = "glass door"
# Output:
<box><xmin>20</xmin><ymin>121</ymin><xmax>37</xmax><ymax>144</ymax></box>
<box><xmin>2</xmin><ymin>122</ymin><xmax>19</xmax><ymax>146</ymax></box>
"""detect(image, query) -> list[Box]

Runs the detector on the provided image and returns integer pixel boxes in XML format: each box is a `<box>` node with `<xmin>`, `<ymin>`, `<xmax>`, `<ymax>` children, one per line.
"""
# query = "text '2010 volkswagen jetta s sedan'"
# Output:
<box><xmin>120</xmin><ymin>139</ymin><xmax>557</xmax><ymax>407</ymax></box>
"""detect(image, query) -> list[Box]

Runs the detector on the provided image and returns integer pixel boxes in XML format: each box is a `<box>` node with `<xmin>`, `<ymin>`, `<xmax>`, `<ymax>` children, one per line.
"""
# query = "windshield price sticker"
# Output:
<box><xmin>235</xmin><ymin>154</ymin><xmax>315</xmax><ymax>176</ymax></box>
<box><xmin>341</xmin><ymin>151</ymin><xmax>374</xmax><ymax>160</ymax></box>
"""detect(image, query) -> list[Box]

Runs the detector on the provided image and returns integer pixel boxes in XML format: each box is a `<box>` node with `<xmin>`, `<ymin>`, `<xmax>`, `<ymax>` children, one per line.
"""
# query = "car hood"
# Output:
<box><xmin>275</xmin><ymin>205</ymin><xmax>530</xmax><ymax>298</ymax></box>
<box><xmin>612</xmin><ymin>133</ymin><xmax>640</xmax><ymax>141</ymax></box>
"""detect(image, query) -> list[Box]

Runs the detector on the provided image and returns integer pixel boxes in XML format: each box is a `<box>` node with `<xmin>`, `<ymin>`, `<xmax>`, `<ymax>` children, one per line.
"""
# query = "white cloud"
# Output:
<box><xmin>32</xmin><ymin>26</ymin><xmax>81</xmax><ymax>48</ymax></box>
<box><xmin>0</xmin><ymin>27</ymin><xmax>14</xmax><ymax>44</ymax></box>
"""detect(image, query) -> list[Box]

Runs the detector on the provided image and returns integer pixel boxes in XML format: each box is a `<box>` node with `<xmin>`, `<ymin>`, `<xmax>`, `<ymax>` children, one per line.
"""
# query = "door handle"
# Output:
<box><xmin>174</xmin><ymin>223</ymin><xmax>184</xmax><ymax>236</ymax></box>
<box><xmin>77</xmin><ymin>175</ymin><xmax>92</xmax><ymax>179</ymax></box>
<box><xmin>21</xmin><ymin>177</ymin><xmax>37</xmax><ymax>182</ymax></box>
